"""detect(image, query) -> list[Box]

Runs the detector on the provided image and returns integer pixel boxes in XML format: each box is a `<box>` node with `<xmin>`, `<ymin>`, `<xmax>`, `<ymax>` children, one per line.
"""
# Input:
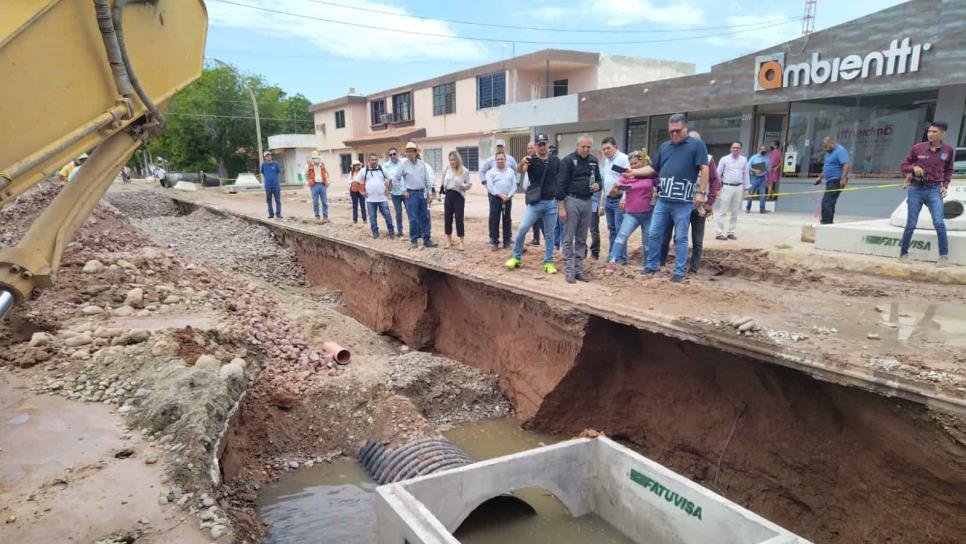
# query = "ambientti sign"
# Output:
<box><xmin>754</xmin><ymin>37</ymin><xmax>933</xmax><ymax>91</ymax></box>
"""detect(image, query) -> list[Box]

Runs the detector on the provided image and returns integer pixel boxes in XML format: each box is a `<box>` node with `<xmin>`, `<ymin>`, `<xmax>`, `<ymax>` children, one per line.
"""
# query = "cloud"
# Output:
<box><xmin>584</xmin><ymin>0</ymin><xmax>706</xmax><ymax>27</ymax></box>
<box><xmin>705</xmin><ymin>14</ymin><xmax>799</xmax><ymax>51</ymax></box>
<box><xmin>208</xmin><ymin>0</ymin><xmax>487</xmax><ymax>62</ymax></box>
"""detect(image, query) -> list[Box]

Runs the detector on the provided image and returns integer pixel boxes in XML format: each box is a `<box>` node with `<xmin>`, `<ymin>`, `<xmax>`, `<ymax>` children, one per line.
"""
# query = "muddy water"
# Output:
<box><xmin>255</xmin><ymin>459</ymin><xmax>378</xmax><ymax>544</ymax></box>
<box><xmin>256</xmin><ymin>418</ymin><xmax>634</xmax><ymax>544</ymax></box>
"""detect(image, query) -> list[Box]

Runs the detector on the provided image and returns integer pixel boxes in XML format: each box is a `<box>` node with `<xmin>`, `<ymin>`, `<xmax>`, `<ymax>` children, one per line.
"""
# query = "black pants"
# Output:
<box><xmin>444</xmin><ymin>190</ymin><xmax>465</xmax><ymax>237</ymax></box>
<box><xmin>589</xmin><ymin>211</ymin><xmax>601</xmax><ymax>258</ymax></box>
<box><xmin>351</xmin><ymin>191</ymin><xmax>367</xmax><ymax>222</ymax></box>
<box><xmin>488</xmin><ymin>193</ymin><xmax>512</xmax><ymax>245</ymax></box>
<box><xmin>820</xmin><ymin>179</ymin><xmax>841</xmax><ymax>224</ymax></box>
<box><xmin>660</xmin><ymin>209</ymin><xmax>707</xmax><ymax>273</ymax></box>
<box><xmin>531</xmin><ymin>221</ymin><xmax>542</xmax><ymax>242</ymax></box>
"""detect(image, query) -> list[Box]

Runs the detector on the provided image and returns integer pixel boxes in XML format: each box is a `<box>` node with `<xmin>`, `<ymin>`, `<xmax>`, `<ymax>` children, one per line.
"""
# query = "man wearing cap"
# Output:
<box><xmin>506</xmin><ymin>133</ymin><xmax>560</xmax><ymax>274</ymax></box>
<box><xmin>480</xmin><ymin>139</ymin><xmax>517</xmax><ymax>186</ymax></box>
<box><xmin>306</xmin><ymin>150</ymin><xmax>330</xmax><ymax>224</ymax></box>
<box><xmin>392</xmin><ymin>142</ymin><xmax>438</xmax><ymax>248</ymax></box>
<box><xmin>65</xmin><ymin>153</ymin><xmax>90</xmax><ymax>183</ymax></box>
<box><xmin>261</xmin><ymin>151</ymin><xmax>283</xmax><ymax>219</ymax></box>
<box><xmin>383</xmin><ymin>147</ymin><xmax>406</xmax><ymax>238</ymax></box>
<box><xmin>556</xmin><ymin>135</ymin><xmax>602</xmax><ymax>284</ymax></box>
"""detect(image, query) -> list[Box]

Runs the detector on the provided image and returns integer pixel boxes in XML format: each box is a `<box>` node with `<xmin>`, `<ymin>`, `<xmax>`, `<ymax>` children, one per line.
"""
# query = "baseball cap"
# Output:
<box><xmin>263</xmin><ymin>150</ymin><xmax>272</xmax><ymax>156</ymax></box>
<box><xmin>404</xmin><ymin>142</ymin><xmax>418</xmax><ymax>150</ymax></box>
<box><xmin>535</xmin><ymin>133</ymin><xmax>549</xmax><ymax>144</ymax></box>
<box><xmin>311</xmin><ymin>150</ymin><xmax>320</xmax><ymax>159</ymax></box>
<box><xmin>495</xmin><ymin>139</ymin><xmax>506</xmax><ymax>147</ymax></box>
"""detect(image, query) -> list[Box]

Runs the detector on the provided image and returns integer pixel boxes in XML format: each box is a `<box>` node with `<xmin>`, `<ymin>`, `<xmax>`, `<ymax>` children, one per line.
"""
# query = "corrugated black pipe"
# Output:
<box><xmin>358</xmin><ymin>438</ymin><xmax>474</xmax><ymax>485</ymax></box>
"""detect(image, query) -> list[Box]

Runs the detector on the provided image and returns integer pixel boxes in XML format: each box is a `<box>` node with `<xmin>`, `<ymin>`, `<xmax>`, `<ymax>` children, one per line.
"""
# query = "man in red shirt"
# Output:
<box><xmin>898</xmin><ymin>121</ymin><xmax>954</xmax><ymax>267</ymax></box>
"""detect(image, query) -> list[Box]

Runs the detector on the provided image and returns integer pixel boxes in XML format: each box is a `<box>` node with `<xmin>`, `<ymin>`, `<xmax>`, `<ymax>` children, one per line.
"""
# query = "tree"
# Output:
<box><xmin>147</xmin><ymin>63</ymin><xmax>314</xmax><ymax>179</ymax></box>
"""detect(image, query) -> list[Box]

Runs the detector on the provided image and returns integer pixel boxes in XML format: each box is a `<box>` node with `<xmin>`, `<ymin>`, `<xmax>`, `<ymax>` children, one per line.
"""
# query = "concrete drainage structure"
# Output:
<box><xmin>375</xmin><ymin>437</ymin><xmax>810</xmax><ymax>544</ymax></box>
<box><xmin>816</xmin><ymin>182</ymin><xmax>966</xmax><ymax>264</ymax></box>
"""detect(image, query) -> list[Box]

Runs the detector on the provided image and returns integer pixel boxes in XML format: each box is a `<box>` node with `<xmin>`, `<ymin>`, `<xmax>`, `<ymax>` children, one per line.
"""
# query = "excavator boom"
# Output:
<box><xmin>0</xmin><ymin>0</ymin><xmax>207</xmax><ymax>319</ymax></box>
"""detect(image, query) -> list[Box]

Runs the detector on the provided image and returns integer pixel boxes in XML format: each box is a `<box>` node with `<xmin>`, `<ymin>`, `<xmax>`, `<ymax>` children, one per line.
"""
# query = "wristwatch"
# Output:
<box><xmin>695</xmin><ymin>190</ymin><xmax>707</xmax><ymax>196</ymax></box>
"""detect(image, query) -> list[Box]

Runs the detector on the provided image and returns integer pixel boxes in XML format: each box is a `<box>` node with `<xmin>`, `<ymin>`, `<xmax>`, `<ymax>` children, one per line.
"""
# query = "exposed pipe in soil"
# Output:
<box><xmin>322</xmin><ymin>341</ymin><xmax>351</xmax><ymax>365</ymax></box>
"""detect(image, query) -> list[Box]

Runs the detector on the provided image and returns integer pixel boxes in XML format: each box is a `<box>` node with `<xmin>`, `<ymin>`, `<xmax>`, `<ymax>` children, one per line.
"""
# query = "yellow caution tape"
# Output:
<box><xmin>741</xmin><ymin>182</ymin><xmax>904</xmax><ymax>199</ymax></box>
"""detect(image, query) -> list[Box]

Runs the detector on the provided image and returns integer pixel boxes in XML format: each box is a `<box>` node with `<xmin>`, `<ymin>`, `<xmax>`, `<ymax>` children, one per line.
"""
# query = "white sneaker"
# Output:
<box><xmin>937</xmin><ymin>255</ymin><xmax>950</xmax><ymax>268</ymax></box>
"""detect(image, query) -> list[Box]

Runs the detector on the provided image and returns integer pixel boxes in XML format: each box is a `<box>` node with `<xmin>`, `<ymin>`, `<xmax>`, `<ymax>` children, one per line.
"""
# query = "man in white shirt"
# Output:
<box><xmin>357</xmin><ymin>153</ymin><xmax>395</xmax><ymax>239</ymax></box>
<box><xmin>714</xmin><ymin>142</ymin><xmax>750</xmax><ymax>240</ymax></box>
<box><xmin>480</xmin><ymin>139</ymin><xmax>517</xmax><ymax>186</ymax></box>
<box><xmin>599</xmin><ymin>137</ymin><xmax>631</xmax><ymax>264</ymax></box>
<box><xmin>485</xmin><ymin>152</ymin><xmax>517</xmax><ymax>250</ymax></box>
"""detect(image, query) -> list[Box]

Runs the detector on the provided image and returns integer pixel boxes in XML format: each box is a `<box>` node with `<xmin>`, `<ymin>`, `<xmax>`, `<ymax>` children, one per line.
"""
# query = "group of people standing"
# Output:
<box><xmin>257</xmin><ymin>114</ymin><xmax>955</xmax><ymax>276</ymax></box>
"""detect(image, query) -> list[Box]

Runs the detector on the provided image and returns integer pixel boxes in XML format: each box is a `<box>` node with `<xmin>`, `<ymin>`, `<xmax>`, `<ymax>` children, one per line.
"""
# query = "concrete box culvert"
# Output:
<box><xmin>375</xmin><ymin>437</ymin><xmax>811</xmax><ymax>544</ymax></box>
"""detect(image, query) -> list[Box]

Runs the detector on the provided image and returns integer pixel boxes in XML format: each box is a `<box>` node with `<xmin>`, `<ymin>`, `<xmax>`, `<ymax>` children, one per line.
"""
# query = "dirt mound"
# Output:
<box><xmin>0</xmin><ymin>182</ymin><xmax>64</xmax><ymax>246</ymax></box>
<box><xmin>133</xmin><ymin>206</ymin><xmax>307</xmax><ymax>287</ymax></box>
<box><xmin>701</xmin><ymin>248</ymin><xmax>825</xmax><ymax>284</ymax></box>
<box><xmin>388</xmin><ymin>352</ymin><xmax>513</xmax><ymax>425</ymax></box>
<box><xmin>105</xmin><ymin>191</ymin><xmax>182</xmax><ymax>219</ymax></box>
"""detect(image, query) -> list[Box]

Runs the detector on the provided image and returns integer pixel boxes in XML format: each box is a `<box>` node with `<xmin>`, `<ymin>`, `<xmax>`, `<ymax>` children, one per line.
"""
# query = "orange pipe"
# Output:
<box><xmin>322</xmin><ymin>342</ymin><xmax>351</xmax><ymax>365</ymax></box>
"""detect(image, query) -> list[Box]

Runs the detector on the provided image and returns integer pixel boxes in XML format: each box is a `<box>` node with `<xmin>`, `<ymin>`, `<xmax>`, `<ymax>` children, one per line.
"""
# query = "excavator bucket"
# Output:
<box><xmin>0</xmin><ymin>0</ymin><xmax>208</xmax><ymax>205</ymax></box>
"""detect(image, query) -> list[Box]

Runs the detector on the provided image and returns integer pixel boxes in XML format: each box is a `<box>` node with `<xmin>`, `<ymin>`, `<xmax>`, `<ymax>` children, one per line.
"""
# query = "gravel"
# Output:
<box><xmin>106</xmin><ymin>191</ymin><xmax>182</xmax><ymax>219</ymax></box>
<box><xmin>132</xmin><ymin>205</ymin><xmax>307</xmax><ymax>287</ymax></box>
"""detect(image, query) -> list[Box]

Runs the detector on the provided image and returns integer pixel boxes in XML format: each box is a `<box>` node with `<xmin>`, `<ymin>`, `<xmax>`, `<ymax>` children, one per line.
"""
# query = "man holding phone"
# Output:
<box><xmin>600</xmin><ymin>137</ymin><xmax>631</xmax><ymax>265</ymax></box>
<box><xmin>507</xmin><ymin>133</ymin><xmax>560</xmax><ymax>274</ymax></box>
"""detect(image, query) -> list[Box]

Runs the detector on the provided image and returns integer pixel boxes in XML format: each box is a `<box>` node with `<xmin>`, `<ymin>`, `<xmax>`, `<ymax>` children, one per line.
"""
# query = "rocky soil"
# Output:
<box><xmin>2</xmin><ymin>185</ymin><xmax>512</xmax><ymax>543</ymax></box>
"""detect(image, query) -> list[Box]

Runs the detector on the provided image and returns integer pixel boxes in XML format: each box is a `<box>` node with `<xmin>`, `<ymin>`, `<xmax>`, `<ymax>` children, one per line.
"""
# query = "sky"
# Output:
<box><xmin>204</xmin><ymin>0</ymin><xmax>907</xmax><ymax>104</ymax></box>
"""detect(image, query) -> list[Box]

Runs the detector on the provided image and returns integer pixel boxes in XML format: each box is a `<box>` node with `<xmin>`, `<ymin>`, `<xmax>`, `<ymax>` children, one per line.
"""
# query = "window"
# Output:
<box><xmin>339</xmin><ymin>154</ymin><xmax>351</xmax><ymax>175</ymax></box>
<box><xmin>392</xmin><ymin>92</ymin><xmax>413</xmax><ymax>122</ymax></box>
<box><xmin>357</xmin><ymin>153</ymin><xmax>365</xmax><ymax>164</ymax></box>
<box><xmin>686</xmin><ymin>111</ymin><xmax>743</xmax><ymax>162</ymax></box>
<box><xmin>422</xmin><ymin>148</ymin><xmax>443</xmax><ymax>174</ymax></box>
<box><xmin>553</xmin><ymin>79</ymin><xmax>568</xmax><ymax>97</ymax></box>
<box><xmin>456</xmin><ymin>146</ymin><xmax>479</xmax><ymax>171</ymax></box>
<box><xmin>477</xmin><ymin>72</ymin><xmax>506</xmax><ymax>109</ymax></box>
<box><xmin>625</xmin><ymin>116</ymin><xmax>648</xmax><ymax>155</ymax></box>
<box><xmin>785</xmin><ymin>91</ymin><xmax>937</xmax><ymax>177</ymax></box>
<box><xmin>371</xmin><ymin>99</ymin><xmax>386</xmax><ymax>125</ymax></box>
<box><xmin>334</xmin><ymin>110</ymin><xmax>346</xmax><ymax>129</ymax></box>
<box><xmin>433</xmin><ymin>83</ymin><xmax>456</xmax><ymax>116</ymax></box>
<box><xmin>647</xmin><ymin>114</ymin><xmax>672</xmax><ymax>157</ymax></box>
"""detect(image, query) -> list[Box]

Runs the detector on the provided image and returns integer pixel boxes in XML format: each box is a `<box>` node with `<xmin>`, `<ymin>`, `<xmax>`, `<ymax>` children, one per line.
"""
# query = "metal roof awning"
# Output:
<box><xmin>344</xmin><ymin>128</ymin><xmax>426</xmax><ymax>147</ymax></box>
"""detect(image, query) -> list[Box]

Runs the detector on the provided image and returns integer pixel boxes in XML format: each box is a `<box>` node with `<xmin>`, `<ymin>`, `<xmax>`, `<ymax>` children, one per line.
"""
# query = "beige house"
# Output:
<box><xmin>309</xmin><ymin>49</ymin><xmax>694</xmax><ymax>183</ymax></box>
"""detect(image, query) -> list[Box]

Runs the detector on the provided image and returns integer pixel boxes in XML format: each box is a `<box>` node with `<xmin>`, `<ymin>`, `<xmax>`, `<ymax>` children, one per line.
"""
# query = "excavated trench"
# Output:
<box><xmin>185</xmin><ymin>202</ymin><xmax>966</xmax><ymax>544</ymax></box>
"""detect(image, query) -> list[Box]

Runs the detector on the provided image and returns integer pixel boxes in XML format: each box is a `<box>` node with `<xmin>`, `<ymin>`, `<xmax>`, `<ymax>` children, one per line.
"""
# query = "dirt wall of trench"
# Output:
<box><xmin>284</xmin><ymin>232</ymin><xmax>587</xmax><ymax>419</ymax></box>
<box><xmin>272</xmin><ymin>225</ymin><xmax>966</xmax><ymax>543</ymax></box>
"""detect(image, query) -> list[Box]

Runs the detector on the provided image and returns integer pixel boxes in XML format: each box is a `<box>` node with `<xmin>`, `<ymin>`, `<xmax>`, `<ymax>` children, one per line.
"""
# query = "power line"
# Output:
<box><xmin>211</xmin><ymin>0</ymin><xmax>798</xmax><ymax>46</ymax></box>
<box><xmin>298</xmin><ymin>0</ymin><xmax>799</xmax><ymax>34</ymax></box>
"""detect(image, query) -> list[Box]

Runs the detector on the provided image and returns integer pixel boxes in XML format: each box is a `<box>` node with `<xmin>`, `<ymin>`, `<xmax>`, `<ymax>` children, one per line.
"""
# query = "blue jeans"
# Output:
<box><xmin>604</xmin><ymin>197</ymin><xmax>626</xmax><ymax>263</ymax></box>
<box><xmin>406</xmin><ymin>190</ymin><xmax>431</xmax><ymax>243</ymax></box>
<box><xmin>609</xmin><ymin>211</ymin><xmax>651</xmax><ymax>269</ymax></box>
<box><xmin>746</xmin><ymin>176</ymin><xmax>766</xmax><ymax>212</ymax></box>
<box><xmin>265</xmin><ymin>184</ymin><xmax>281</xmax><ymax>217</ymax></box>
<box><xmin>367</xmin><ymin>201</ymin><xmax>394</xmax><ymax>237</ymax></box>
<box><xmin>644</xmin><ymin>199</ymin><xmax>694</xmax><ymax>278</ymax></box>
<box><xmin>391</xmin><ymin>194</ymin><xmax>407</xmax><ymax>234</ymax></box>
<box><xmin>900</xmin><ymin>184</ymin><xmax>948</xmax><ymax>256</ymax></box>
<box><xmin>311</xmin><ymin>184</ymin><xmax>328</xmax><ymax>219</ymax></box>
<box><xmin>513</xmin><ymin>200</ymin><xmax>558</xmax><ymax>264</ymax></box>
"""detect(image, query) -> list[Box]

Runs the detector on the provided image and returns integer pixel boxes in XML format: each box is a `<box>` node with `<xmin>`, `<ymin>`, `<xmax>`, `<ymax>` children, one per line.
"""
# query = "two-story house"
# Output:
<box><xmin>309</xmin><ymin>49</ymin><xmax>694</xmax><ymax>184</ymax></box>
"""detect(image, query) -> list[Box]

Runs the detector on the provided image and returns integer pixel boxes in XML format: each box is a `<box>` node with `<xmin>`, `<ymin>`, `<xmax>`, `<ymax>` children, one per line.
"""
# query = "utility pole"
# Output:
<box><xmin>802</xmin><ymin>0</ymin><xmax>817</xmax><ymax>36</ymax></box>
<box><xmin>212</xmin><ymin>58</ymin><xmax>263</xmax><ymax>174</ymax></box>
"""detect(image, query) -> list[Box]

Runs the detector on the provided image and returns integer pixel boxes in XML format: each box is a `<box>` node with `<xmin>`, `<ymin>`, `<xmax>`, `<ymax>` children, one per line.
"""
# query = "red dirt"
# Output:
<box><xmin>274</xmin><ymin>226</ymin><xmax>966</xmax><ymax>544</ymax></box>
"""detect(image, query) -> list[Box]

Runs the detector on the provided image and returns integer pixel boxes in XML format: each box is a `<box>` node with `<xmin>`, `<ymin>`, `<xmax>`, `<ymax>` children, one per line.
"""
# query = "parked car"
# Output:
<box><xmin>954</xmin><ymin>147</ymin><xmax>966</xmax><ymax>177</ymax></box>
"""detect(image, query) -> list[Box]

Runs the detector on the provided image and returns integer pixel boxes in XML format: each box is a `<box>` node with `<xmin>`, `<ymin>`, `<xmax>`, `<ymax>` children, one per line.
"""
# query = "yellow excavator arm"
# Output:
<box><xmin>0</xmin><ymin>0</ymin><xmax>207</xmax><ymax>319</ymax></box>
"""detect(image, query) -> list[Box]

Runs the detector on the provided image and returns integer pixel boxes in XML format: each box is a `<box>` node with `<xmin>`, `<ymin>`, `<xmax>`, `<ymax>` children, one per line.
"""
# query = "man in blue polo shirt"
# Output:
<box><xmin>261</xmin><ymin>151</ymin><xmax>283</xmax><ymax>219</ymax></box>
<box><xmin>623</xmin><ymin>113</ymin><xmax>709</xmax><ymax>283</ymax></box>
<box><xmin>816</xmin><ymin>136</ymin><xmax>850</xmax><ymax>224</ymax></box>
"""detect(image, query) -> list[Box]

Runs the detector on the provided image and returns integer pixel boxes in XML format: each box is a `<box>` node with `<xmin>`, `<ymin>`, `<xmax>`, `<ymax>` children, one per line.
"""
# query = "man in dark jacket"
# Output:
<box><xmin>506</xmin><ymin>133</ymin><xmax>560</xmax><ymax>274</ymax></box>
<box><xmin>556</xmin><ymin>135</ymin><xmax>602</xmax><ymax>284</ymax></box>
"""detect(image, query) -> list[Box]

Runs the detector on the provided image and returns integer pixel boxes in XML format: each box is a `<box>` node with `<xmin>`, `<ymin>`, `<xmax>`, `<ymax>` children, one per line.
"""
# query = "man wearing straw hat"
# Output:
<box><xmin>392</xmin><ymin>142</ymin><xmax>438</xmax><ymax>248</ymax></box>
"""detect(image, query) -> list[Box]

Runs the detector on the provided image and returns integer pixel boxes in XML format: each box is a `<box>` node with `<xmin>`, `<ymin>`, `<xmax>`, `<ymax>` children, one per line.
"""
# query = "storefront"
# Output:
<box><xmin>579</xmin><ymin>0</ymin><xmax>966</xmax><ymax>217</ymax></box>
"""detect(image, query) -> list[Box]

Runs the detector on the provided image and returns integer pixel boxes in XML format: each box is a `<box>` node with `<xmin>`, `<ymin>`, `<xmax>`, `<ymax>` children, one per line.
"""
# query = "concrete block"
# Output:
<box><xmin>815</xmin><ymin>219</ymin><xmax>966</xmax><ymax>265</ymax></box>
<box><xmin>800</xmin><ymin>224</ymin><xmax>816</xmax><ymax>243</ymax></box>
<box><xmin>375</xmin><ymin>437</ymin><xmax>810</xmax><ymax>544</ymax></box>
